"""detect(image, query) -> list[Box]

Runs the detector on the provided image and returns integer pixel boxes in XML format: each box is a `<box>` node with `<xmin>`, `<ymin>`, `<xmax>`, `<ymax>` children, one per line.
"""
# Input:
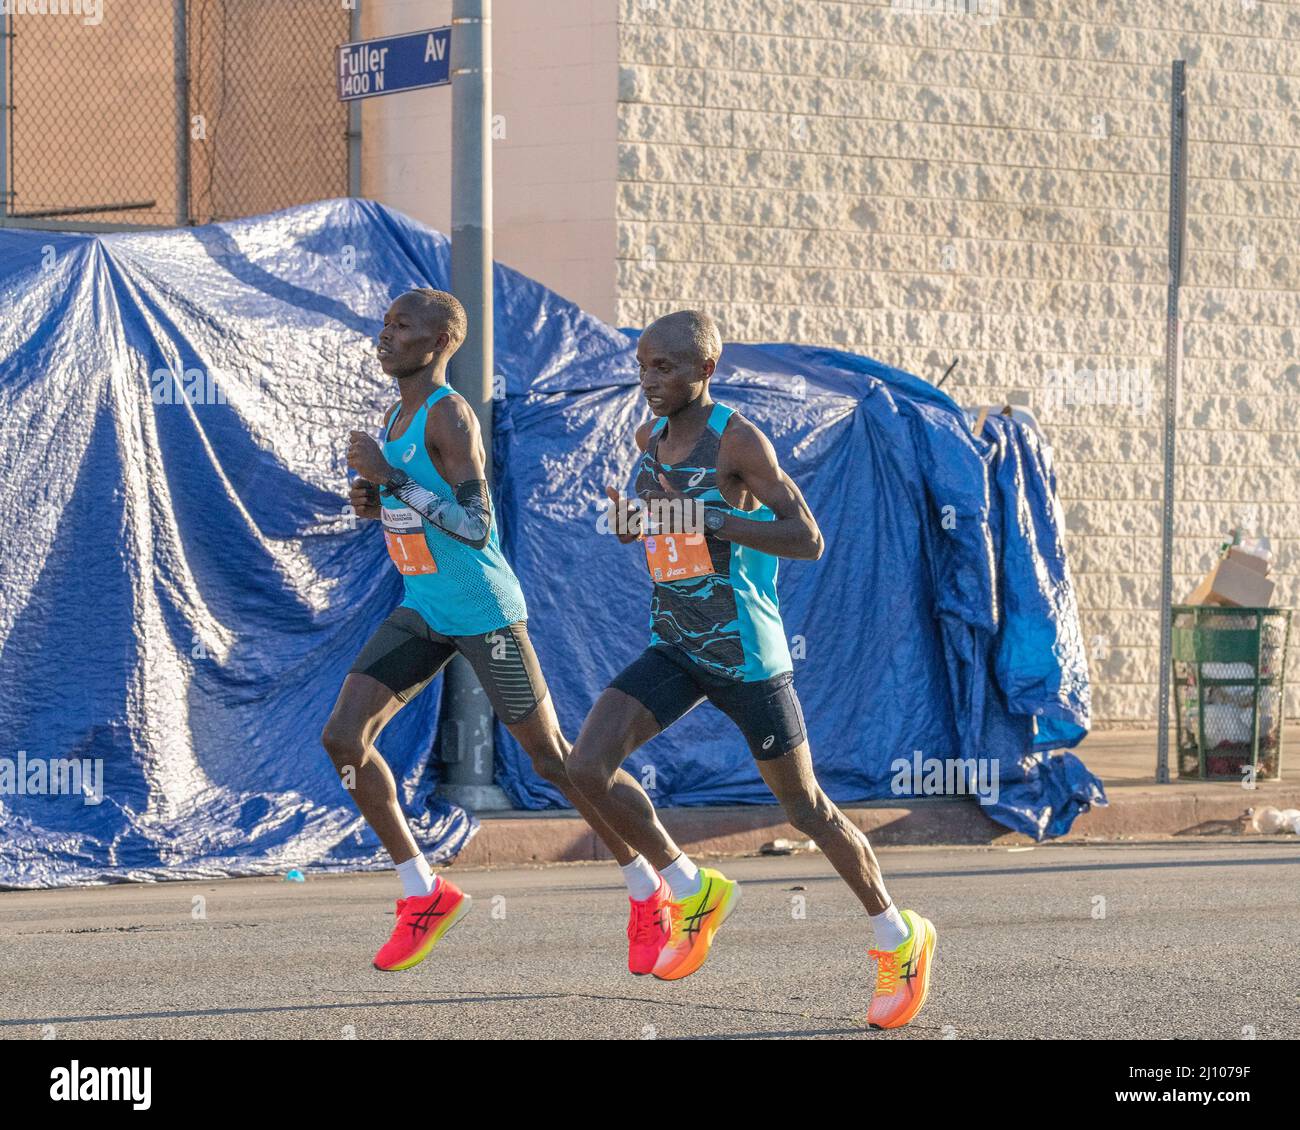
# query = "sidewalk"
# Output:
<box><xmin>449</xmin><ymin>730</ymin><xmax>1300</xmax><ymax>867</ymax></box>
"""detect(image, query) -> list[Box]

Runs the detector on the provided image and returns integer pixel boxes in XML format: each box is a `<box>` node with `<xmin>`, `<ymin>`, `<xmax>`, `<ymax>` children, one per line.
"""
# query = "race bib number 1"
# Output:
<box><xmin>382</xmin><ymin>508</ymin><xmax>438</xmax><ymax>576</ymax></box>
<box><xmin>643</xmin><ymin>531</ymin><xmax>713</xmax><ymax>583</ymax></box>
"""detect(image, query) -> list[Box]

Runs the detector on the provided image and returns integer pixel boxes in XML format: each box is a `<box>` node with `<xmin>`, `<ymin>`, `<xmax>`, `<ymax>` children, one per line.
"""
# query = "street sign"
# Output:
<box><xmin>336</xmin><ymin>26</ymin><xmax>451</xmax><ymax>102</ymax></box>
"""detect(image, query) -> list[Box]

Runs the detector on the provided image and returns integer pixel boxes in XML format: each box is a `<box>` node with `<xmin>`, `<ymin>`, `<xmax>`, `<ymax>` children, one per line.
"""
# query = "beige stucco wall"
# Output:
<box><xmin>361</xmin><ymin>0</ymin><xmax>620</xmax><ymax>320</ymax></box>
<box><xmin>614</xmin><ymin>0</ymin><xmax>1300</xmax><ymax>725</ymax></box>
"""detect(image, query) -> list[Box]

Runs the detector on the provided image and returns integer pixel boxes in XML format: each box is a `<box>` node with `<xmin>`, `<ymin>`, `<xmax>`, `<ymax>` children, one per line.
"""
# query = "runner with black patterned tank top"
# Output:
<box><xmin>567</xmin><ymin>310</ymin><xmax>938</xmax><ymax>1029</ymax></box>
<box><xmin>323</xmin><ymin>288</ymin><xmax>645</xmax><ymax>974</ymax></box>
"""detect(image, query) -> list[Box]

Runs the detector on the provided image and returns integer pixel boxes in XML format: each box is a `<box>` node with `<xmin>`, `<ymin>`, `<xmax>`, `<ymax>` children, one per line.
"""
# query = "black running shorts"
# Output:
<box><xmin>349</xmin><ymin>606</ymin><xmax>546</xmax><ymax>725</ymax></box>
<box><xmin>608</xmin><ymin>644</ymin><xmax>806</xmax><ymax>760</ymax></box>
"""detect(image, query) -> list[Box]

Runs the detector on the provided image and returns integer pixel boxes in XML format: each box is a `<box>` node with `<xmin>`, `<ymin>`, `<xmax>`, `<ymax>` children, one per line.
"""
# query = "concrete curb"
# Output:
<box><xmin>1059</xmin><ymin>780</ymin><xmax>1300</xmax><ymax>840</ymax></box>
<box><xmin>447</xmin><ymin>780</ymin><xmax>1300</xmax><ymax>867</ymax></box>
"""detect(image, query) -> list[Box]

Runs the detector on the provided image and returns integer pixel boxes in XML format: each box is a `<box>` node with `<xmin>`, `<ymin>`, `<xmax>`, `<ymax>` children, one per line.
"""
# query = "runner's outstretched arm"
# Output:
<box><xmin>380</xmin><ymin>471</ymin><xmax>491</xmax><ymax>549</ymax></box>
<box><xmin>713</xmin><ymin>420</ymin><xmax>821</xmax><ymax>559</ymax></box>
<box><xmin>346</xmin><ymin>393</ymin><xmax>492</xmax><ymax>549</ymax></box>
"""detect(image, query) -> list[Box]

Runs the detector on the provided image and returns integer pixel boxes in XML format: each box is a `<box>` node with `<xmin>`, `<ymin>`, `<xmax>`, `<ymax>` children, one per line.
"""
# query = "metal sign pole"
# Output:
<box><xmin>0</xmin><ymin>6</ymin><xmax>10</xmax><ymax>220</ymax></box>
<box><xmin>1156</xmin><ymin>59</ymin><xmax>1188</xmax><ymax>784</ymax></box>
<box><xmin>449</xmin><ymin>0</ymin><xmax>493</xmax><ymax>464</ymax></box>
<box><xmin>174</xmin><ymin>0</ymin><xmax>190</xmax><ymax>225</ymax></box>
<box><xmin>347</xmin><ymin>1</ymin><xmax>361</xmax><ymax>196</ymax></box>
<box><xmin>441</xmin><ymin>0</ymin><xmax>507</xmax><ymax>811</ymax></box>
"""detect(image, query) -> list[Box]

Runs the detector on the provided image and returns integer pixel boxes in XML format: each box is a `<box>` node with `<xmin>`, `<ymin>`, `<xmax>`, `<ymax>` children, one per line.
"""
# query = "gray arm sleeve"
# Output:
<box><xmin>381</xmin><ymin>470</ymin><xmax>491</xmax><ymax>549</ymax></box>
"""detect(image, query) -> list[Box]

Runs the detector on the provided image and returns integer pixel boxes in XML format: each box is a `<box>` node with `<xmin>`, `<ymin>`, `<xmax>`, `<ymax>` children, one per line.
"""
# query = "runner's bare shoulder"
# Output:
<box><xmin>425</xmin><ymin>389</ymin><xmax>480</xmax><ymax>442</ymax></box>
<box><xmin>718</xmin><ymin>410</ymin><xmax>773</xmax><ymax>463</ymax></box>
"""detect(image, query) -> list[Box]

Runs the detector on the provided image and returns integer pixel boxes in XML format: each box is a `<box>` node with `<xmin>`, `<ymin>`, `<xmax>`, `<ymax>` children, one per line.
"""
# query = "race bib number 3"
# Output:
<box><xmin>644</xmin><ymin>531</ymin><xmax>713</xmax><ymax>583</ymax></box>
<box><xmin>382</xmin><ymin>508</ymin><xmax>437</xmax><ymax>576</ymax></box>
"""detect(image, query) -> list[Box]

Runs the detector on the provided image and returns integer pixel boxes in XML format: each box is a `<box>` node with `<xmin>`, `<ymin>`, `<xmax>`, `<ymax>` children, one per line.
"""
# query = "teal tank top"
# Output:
<box><xmin>634</xmin><ymin>402</ymin><xmax>792</xmax><ymax>682</ymax></box>
<box><xmin>379</xmin><ymin>385</ymin><xmax>526</xmax><ymax>635</ymax></box>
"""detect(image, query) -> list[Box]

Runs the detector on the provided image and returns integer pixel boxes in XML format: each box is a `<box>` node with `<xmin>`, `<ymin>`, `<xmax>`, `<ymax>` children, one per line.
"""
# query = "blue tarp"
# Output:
<box><xmin>0</xmin><ymin>199</ymin><xmax>1103</xmax><ymax>888</ymax></box>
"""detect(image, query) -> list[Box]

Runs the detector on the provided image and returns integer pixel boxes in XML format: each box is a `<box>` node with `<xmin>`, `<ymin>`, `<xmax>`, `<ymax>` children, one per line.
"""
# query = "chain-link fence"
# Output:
<box><xmin>1</xmin><ymin>0</ymin><xmax>351</xmax><ymax>228</ymax></box>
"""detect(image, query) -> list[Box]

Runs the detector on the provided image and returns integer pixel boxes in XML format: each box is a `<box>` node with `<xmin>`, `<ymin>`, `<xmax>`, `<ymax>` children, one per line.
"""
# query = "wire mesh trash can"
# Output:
<box><xmin>1172</xmin><ymin>606</ymin><xmax>1291</xmax><ymax>781</ymax></box>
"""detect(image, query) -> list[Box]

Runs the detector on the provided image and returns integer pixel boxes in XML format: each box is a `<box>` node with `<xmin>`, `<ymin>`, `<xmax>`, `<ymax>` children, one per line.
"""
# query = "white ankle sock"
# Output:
<box><xmin>661</xmin><ymin>853</ymin><xmax>702</xmax><ymax>900</ymax></box>
<box><xmin>870</xmin><ymin>901</ymin><xmax>909</xmax><ymax>950</ymax></box>
<box><xmin>621</xmin><ymin>855</ymin><xmax>660</xmax><ymax>901</ymax></box>
<box><xmin>396</xmin><ymin>854</ymin><xmax>437</xmax><ymax>899</ymax></box>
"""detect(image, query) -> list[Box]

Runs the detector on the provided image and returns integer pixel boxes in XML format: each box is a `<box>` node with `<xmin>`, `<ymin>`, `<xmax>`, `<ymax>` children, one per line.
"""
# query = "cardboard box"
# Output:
<box><xmin>1226</xmin><ymin>547</ymin><xmax>1269</xmax><ymax>575</ymax></box>
<box><xmin>1185</xmin><ymin>555</ymin><xmax>1275</xmax><ymax>607</ymax></box>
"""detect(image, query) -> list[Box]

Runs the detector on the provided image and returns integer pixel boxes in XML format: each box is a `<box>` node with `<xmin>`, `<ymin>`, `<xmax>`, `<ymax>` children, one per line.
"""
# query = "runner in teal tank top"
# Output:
<box><xmin>321</xmin><ymin>288</ymin><xmax>638</xmax><ymax>976</ymax></box>
<box><xmin>566</xmin><ymin>310</ymin><xmax>939</xmax><ymax>1028</ymax></box>
<box><xmin>375</xmin><ymin>381</ymin><xmax>525</xmax><ymax>636</ymax></box>
<box><xmin>634</xmin><ymin>401</ymin><xmax>791</xmax><ymax>681</ymax></box>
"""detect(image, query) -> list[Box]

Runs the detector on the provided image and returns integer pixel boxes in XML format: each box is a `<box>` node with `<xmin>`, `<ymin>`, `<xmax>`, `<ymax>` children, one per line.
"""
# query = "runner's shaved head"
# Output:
<box><xmin>642</xmin><ymin>310</ymin><xmax>723</xmax><ymax>367</ymax></box>
<box><xmin>401</xmin><ymin>288</ymin><xmax>467</xmax><ymax>351</ymax></box>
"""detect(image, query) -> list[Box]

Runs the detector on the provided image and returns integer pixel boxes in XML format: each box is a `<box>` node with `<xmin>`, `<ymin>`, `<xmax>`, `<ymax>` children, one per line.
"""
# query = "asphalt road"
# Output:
<box><xmin>2</xmin><ymin>842</ymin><xmax>1298</xmax><ymax>1040</ymax></box>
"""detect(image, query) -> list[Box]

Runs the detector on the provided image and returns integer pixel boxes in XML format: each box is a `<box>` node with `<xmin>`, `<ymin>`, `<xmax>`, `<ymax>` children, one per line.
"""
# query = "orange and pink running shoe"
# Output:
<box><xmin>652</xmin><ymin>867</ymin><xmax>740</xmax><ymax>981</ymax></box>
<box><xmin>866</xmin><ymin>908</ymin><xmax>937</xmax><ymax>1029</ymax></box>
<box><xmin>373</xmin><ymin>878</ymin><xmax>472</xmax><ymax>972</ymax></box>
<box><xmin>626</xmin><ymin>876</ymin><xmax>672</xmax><ymax>975</ymax></box>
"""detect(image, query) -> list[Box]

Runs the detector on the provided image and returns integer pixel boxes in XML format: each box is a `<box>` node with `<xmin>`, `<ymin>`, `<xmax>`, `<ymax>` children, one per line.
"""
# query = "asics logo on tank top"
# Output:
<box><xmin>401</xmin><ymin>442</ymin><xmax>417</xmax><ymax>464</ymax></box>
<box><xmin>687</xmin><ymin>469</ymin><xmax>707</xmax><ymax>488</ymax></box>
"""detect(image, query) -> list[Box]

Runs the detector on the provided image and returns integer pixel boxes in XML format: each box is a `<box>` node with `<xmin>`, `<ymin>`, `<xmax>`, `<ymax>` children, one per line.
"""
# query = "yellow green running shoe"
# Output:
<box><xmin>867</xmin><ymin>908</ymin><xmax>936</xmax><ymax>1029</ymax></box>
<box><xmin>651</xmin><ymin>867</ymin><xmax>740</xmax><ymax>981</ymax></box>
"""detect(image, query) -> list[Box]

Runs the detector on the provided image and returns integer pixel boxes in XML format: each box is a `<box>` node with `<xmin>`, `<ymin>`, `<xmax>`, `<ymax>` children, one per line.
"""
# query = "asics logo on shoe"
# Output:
<box><xmin>682</xmin><ymin>879</ymin><xmax>716</xmax><ymax>936</ymax></box>
<box><xmin>408</xmin><ymin>899</ymin><xmax>446</xmax><ymax>936</ymax></box>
